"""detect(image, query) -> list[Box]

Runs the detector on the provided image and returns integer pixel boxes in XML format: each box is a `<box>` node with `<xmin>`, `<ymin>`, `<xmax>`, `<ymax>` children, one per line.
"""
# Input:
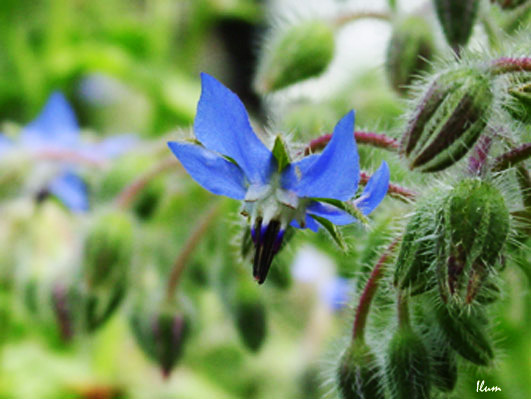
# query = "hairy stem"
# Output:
<box><xmin>397</xmin><ymin>290</ymin><xmax>410</xmax><ymax>328</ymax></box>
<box><xmin>359</xmin><ymin>171</ymin><xmax>417</xmax><ymax>202</ymax></box>
<box><xmin>305</xmin><ymin>131</ymin><xmax>399</xmax><ymax>155</ymax></box>
<box><xmin>165</xmin><ymin>201</ymin><xmax>223</xmax><ymax>302</ymax></box>
<box><xmin>352</xmin><ymin>238</ymin><xmax>400</xmax><ymax>342</ymax></box>
<box><xmin>490</xmin><ymin>57</ymin><xmax>531</xmax><ymax>75</ymax></box>
<box><xmin>491</xmin><ymin>142</ymin><xmax>531</xmax><ymax>172</ymax></box>
<box><xmin>115</xmin><ymin>157</ymin><xmax>180</xmax><ymax>210</ymax></box>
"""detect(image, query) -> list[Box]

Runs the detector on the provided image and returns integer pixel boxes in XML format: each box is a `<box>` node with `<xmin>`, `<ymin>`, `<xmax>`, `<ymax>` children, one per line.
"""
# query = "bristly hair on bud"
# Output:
<box><xmin>401</xmin><ymin>66</ymin><xmax>493</xmax><ymax>172</ymax></box>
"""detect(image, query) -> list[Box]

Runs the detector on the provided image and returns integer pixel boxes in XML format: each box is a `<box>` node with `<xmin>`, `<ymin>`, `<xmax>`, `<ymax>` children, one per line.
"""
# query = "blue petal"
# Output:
<box><xmin>194</xmin><ymin>73</ymin><xmax>273</xmax><ymax>184</ymax></box>
<box><xmin>22</xmin><ymin>92</ymin><xmax>79</xmax><ymax>147</ymax></box>
<box><xmin>290</xmin><ymin>214</ymin><xmax>319</xmax><ymax>232</ymax></box>
<box><xmin>306</xmin><ymin>202</ymin><xmax>356</xmax><ymax>225</ymax></box>
<box><xmin>168</xmin><ymin>141</ymin><xmax>247</xmax><ymax>199</ymax></box>
<box><xmin>354</xmin><ymin>161</ymin><xmax>389</xmax><ymax>215</ymax></box>
<box><xmin>48</xmin><ymin>171</ymin><xmax>89</xmax><ymax>212</ymax></box>
<box><xmin>282</xmin><ymin>111</ymin><xmax>359</xmax><ymax>200</ymax></box>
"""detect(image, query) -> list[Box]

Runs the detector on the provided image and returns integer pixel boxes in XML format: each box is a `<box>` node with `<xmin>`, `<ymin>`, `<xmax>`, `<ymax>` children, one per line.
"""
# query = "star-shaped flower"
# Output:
<box><xmin>0</xmin><ymin>91</ymin><xmax>136</xmax><ymax>211</ymax></box>
<box><xmin>168</xmin><ymin>73</ymin><xmax>389</xmax><ymax>284</ymax></box>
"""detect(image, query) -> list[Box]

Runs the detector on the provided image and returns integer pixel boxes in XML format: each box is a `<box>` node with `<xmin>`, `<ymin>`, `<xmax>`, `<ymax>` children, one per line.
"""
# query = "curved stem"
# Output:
<box><xmin>397</xmin><ymin>290</ymin><xmax>410</xmax><ymax>328</ymax></box>
<box><xmin>115</xmin><ymin>157</ymin><xmax>180</xmax><ymax>210</ymax></box>
<box><xmin>352</xmin><ymin>238</ymin><xmax>400</xmax><ymax>342</ymax></box>
<box><xmin>34</xmin><ymin>149</ymin><xmax>108</xmax><ymax>168</ymax></box>
<box><xmin>490</xmin><ymin>57</ymin><xmax>531</xmax><ymax>75</ymax></box>
<box><xmin>491</xmin><ymin>142</ymin><xmax>531</xmax><ymax>172</ymax></box>
<box><xmin>165</xmin><ymin>201</ymin><xmax>223</xmax><ymax>302</ymax></box>
<box><xmin>334</xmin><ymin>11</ymin><xmax>392</xmax><ymax>28</ymax></box>
<box><xmin>305</xmin><ymin>131</ymin><xmax>399</xmax><ymax>155</ymax></box>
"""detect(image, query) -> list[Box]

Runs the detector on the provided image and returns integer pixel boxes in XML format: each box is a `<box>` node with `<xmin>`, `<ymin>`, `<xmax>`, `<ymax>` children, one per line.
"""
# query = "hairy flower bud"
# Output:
<box><xmin>129</xmin><ymin>302</ymin><xmax>191</xmax><ymax>377</ymax></box>
<box><xmin>254</xmin><ymin>21</ymin><xmax>335</xmax><ymax>93</ymax></box>
<box><xmin>430</xmin><ymin>339</ymin><xmax>458</xmax><ymax>392</ymax></box>
<box><xmin>434</xmin><ymin>0</ymin><xmax>479</xmax><ymax>53</ymax></box>
<box><xmin>386</xmin><ymin>15</ymin><xmax>435</xmax><ymax>95</ymax></box>
<box><xmin>394</xmin><ymin>197</ymin><xmax>440</xmax><ymax>294</ymax></box>
<box><xmin>435</xmin><ymin>303</ymin><xmax>493</xmax><ymax>365</ymax></box>
<box><xmin>436</xmin><ymin>179</ymin><xmax>509</xmax><ymax>303</ymax></box>
<box><xmin>337</xmin><ymin>341</ymin><xmax>385</xmax><ymax>399</ymax></box>
<box><xmin>504</xmin><ymin>75</ymin><xmax>531</xmax><ymax>123</ymax></box>
<box><xmin>82</xmin><ymin>210</ymin><xmax>134</xmax><ymax>289</ymax></box>
<box><xmin>401</xmin><ymin>67</ymin><xmax>493</xmax><ymax>172</ymax></box>
<box><xmin>386</xmin><ymin>326</ymin><xmax>431</xmax><ymax>399</ymax></box>
<box><xmin>233</xmin><ymin>277</ymin><xmax>267</xmax><ymax>351</ymax></box>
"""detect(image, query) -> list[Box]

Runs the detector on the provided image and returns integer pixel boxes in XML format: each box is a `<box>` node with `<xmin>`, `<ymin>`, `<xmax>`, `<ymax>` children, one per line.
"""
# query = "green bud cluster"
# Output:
<box><xmin>337</xmin><ymin>341</ymin><xmax>385</xmax><ymax>399</ymax></box>
<box><xmin>254</xmin><ymin>21</ymin><xmax>335</xmax><ymax>93</ymax></box>
<box><xmin>401</xmin><ymin>67</ymin><xmax>493</xmax><ymax>172</ymax></box>
<box><xmin>386</xmin><ymin>16</ymin><xmax>436</xmax><ymax>95</ymax></box>
<box><xmin>434</xmin><ymin>0</ymin><xmax>479</xmax><ymax>54</ymax></box>
<box><xmin>436</xmin><ymin>179</ymin><xmax>509</xmax><ymax>304</ymax></box>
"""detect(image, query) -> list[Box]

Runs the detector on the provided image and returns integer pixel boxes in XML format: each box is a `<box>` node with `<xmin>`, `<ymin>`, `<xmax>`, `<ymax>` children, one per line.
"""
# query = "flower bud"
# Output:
<box><xmin>504</xmin><ymin>75</ymin><xmax>531</xmax><ymax>123</ymax></box>
<box><xmin>386</xmin><ymin>15</ymin><xmax>435</xmax><ymax>95</ymax></box>
<box><xmin>434</xmin><ymin>0</ymin><xmax>479</xmax><ymax>53</ymax></box>
<box><xmin>50</xmin><ymin>281</ymin><xmax>79</xmax><ymax>342</ymax></box>
<box><xmin>337</xmin><ymin>341</ymin><xmax>385</xmax><ymax>399</ymax></box>
<box><xmin>83</xmin><ymin>280</ymin><xmax>127</xmax><ymax>332</ymax></box>
<box><xmin>436</xmin><ymin>179</ymin><xmax>509</xmax><ymax>303</ymax></box>
<box><xmin>385</xmin><ymin>326</ymin><xmax>431</xmax><ymax>399</ymax></box>
<box><xmin>233</xmin><ymin>277</ymin><xmax>267</xmax><ymax>352</ymax></box>
<box><xmin>401</xmin><ymin>67</ymin><xmax>493</xmax><ymax>172</ymax></box>
<box><xmin>394</xmin><ymin>197</ymin><xmax>440</xmax><ymax>294</ymax></box>
<box><xmin>254</xmin><ymin>21</ymin><xmax>335</xmax><ymax>93</ymax></box>
<box><xmin>435</xmin><ymin>302</ymin><xmax>493</xmax><ymax>365</ymax></box>
<box><xmin>431</xmin><ymin>341</ymin><xmax>458</xmax><ymax>392</ymax></box>
<box><xmin>129</xmin><ymin>301</ymin><xmax>191</xmax><ymax>377</ymax></box>
<box><xmin>82</xmin><ymin>210</ymin><xmax>134</xmax><ymax>289</ymax></box>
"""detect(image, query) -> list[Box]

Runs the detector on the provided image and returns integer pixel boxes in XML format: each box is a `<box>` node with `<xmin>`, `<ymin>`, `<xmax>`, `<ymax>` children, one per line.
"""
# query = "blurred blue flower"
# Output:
<box><xmin>168</xmin><ymin>73</ymin><xmax>389</xmax><ymax>283</ymax></box>
<box><xmin>0</xmin><ymin>91</ymin><xmax>136</xmax><ymax>211</ymax></box>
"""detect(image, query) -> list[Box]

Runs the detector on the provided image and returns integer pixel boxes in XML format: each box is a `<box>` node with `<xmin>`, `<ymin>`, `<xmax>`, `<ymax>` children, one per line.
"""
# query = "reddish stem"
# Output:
<box><xmin>34</xmin><ymin>149</ymin><xmax>107</xmax><ymax>168</ymax></box>
<box><xmin>334</xmin><ymin>11</ymin><xmax>392</xmax><ymax>27</ymax></box>
<box><xmin>352</xmin><ymin>238</ymin><xmax>400</xmax><ymax>342</ymax></box>
<box><xmin>305</xmin><ymin>131</ymin><xmax>399</xmax><ymax>155</ymax></box>
<box><xmin>360</xmin><ymin>171</ymin><xmax>417</xmax><ymax>202</ymax></box>
<box><xmin>490</xmin><ymin>57</ymin><xmax>531</xmax><ymax>75</ymax></box>
<box><xmin>468</xmin><ymin>135</ymin><xmax>493</xmax><ymax>176</ymax></box>
<box><xmin>491</xmin><ymin>142</ymin><xmax>531</xmax><ymax>172</ymax></box>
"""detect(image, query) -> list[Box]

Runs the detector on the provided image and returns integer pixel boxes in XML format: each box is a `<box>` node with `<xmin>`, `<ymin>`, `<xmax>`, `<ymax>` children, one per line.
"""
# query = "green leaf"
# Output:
<box><xmin>272</xmin><ymin>135</ymin><xmax>291</xmax><ymax>172</ymax></box>
<box><xmin>311</xmin><ymin>214</ymin><xmax>347</xmax><ymax>251</ymax></box>
<box><xmin>312</xmin><ymin>198</ymin><xmax>370</xmax><ymax>227</ymax></box>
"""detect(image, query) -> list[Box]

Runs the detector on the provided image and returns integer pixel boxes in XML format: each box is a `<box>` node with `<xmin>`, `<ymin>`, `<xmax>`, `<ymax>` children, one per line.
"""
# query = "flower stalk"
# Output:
<box><xmin>165</xmin><ymin>201</ymin><xmax>223</xmax><ymax>302</ymax></box>
<box><xmin>490</xmin><ymin>57</ymin><xmax>531</xmax><ymax>75</ymax></box>
<box><xmin>334</xmin><ymin>11</ymin><xmax>392</xmax><ymax>28</ymax></box>
<box><xmin>305</xmin><ymin>131</ymin><xmax>399</xmax><ymax>155</ymax></box>
<box><xmin>491</xmin><ymin>142</ymin><xmax>531</xmax><ymax>172</ymax></box>
<box><xmin>352</xmin><ymin>238</ymin><xmax>400</xmax><ymax>341</ymax></box>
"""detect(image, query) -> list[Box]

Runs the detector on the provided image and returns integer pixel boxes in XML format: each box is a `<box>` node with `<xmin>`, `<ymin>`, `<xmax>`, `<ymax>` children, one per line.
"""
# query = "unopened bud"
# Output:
<box><xmin>386</xmin><ymin>15</ymin><xmax>436</xmax><ymax>95</ymax></box>
<box><xmin>254</xmin><ymin>21</ymin><xmax>335</xmax><ymax>93</ymax></box>
<box><xmin>504</xmin><ymin>75</ymin><xmax>531</xmax><ymax>123</ymax></box>
<box><xmin>82</xmin><ymin>210</ymin><xmax>134</xmax><ymax>289</ymax></box>
<box><xmin>385</xmin><ymin>326</ymin><xmax>431</xmax><ymax>399</ymax></box>
<box><xmin>401</xmin><ymin>67</ymin><xmax>493</xmax><ymax>172</ymax></box>
<box><xmin>434</xmin><ymin>0</ymin><xmax>479</xmax><ymax>54</ymax></box>
<box><xmin>435</xmin><ymin>303</ymin><xmax>493</xmax><ymax>365</ymax></box>
<box><xmin>233</xmin><ymin>277</ymin><xmax>267</xmax><ymax>351</ymax></box>
<box><xmin>431</xmin><ymin>342</ymin><xmax>458</xmax><ymax>392</ymax></box>
<box><xmin>337</xmin><ymin>341</ymin><xmax>385</xmax><ymax>399</ymax></box>
<box><xmin>436</xmin><ymin>179</ymin><xmax>509</xmax><ymax>303</ymax></box>
<box><xmin>129</xmin><ymin>302</ymin><xmax>191</xmax><ymax>377</ymax></box>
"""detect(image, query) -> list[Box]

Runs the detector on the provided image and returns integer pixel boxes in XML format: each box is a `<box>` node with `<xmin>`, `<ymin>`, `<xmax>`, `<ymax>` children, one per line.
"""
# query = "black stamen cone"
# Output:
<box><xmin>252</xmin><ymin>220</ymin><xmax>283</xmax><ymax>284</ymax></box>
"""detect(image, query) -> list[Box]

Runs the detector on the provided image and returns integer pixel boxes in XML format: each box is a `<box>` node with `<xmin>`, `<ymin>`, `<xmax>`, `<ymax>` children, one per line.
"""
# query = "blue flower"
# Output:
<box><xmin>168</xmin><ymin>73</ymin><xmax>389</xmax><ymax>284</ymax></box>
<box><xmin>0</xmin><ymin>91</ymin><xmax>136</xmax><ymax>211</ymax></box>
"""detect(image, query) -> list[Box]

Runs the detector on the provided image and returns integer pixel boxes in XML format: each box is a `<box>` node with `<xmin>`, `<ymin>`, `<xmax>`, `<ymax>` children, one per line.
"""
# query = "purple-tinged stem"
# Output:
<box><xmin>305</xmin><ymin>131</ymin><xmax>399</xmax><ymax>155</ymax></box>
<box><xmin>490</xmin><ymin>57</ymin><xmax>531</xmax><ymax>75</ymax></box>
<box><xmin>115</xmin><ymin>157</ymin><xmax>180</xmax><ymax>210</ymax></box>
<box><xmin>468</xmin><ymin>135</ymin><xmax>493</xmax><ymax>176</ymax></box>
<box><xmin>491</xmin><ymin>142</ymin><xmax>531</xmax><ymax>172</ymax></box>
<box><xmin>352</xmin><ymin>238</ymin><xmax>400</xmax><ymax>342</ymax></box>
<box><xmin>34</xmin><ymin>149</ymin><xmax>107</xmax><ymax>168</ymax></box>
<box><xmin>165</xmin><ymin>202</ymin><xmax>223</xmax><ymax>302</ymax></box>
<box><xmin>359</xmin><ymin>172</ymin><xmax>417</xmax><ymax>202</ymax></box>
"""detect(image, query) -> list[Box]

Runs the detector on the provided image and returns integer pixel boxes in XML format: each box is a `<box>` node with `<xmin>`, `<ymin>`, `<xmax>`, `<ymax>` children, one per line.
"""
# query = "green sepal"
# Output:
<box><xmin>272</xmin><ymin>135</ymin><xmax>291</xmax><ymax>172</ymax></box>
<box><xmin>312</xmin><ymin>198</ymin><xmax>370</xmax><ymax>227</ymax></box>
<box><xmin>311</xmin><ymin>214</ymin><xmax>347</xmax><ymax>251</ymax></box>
